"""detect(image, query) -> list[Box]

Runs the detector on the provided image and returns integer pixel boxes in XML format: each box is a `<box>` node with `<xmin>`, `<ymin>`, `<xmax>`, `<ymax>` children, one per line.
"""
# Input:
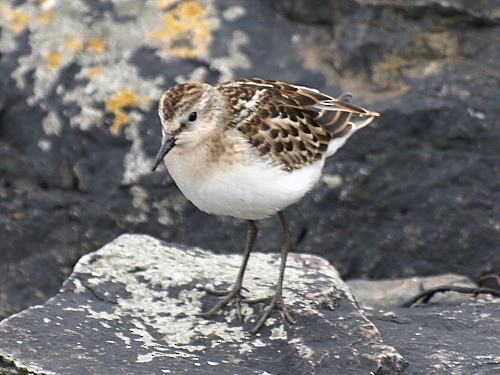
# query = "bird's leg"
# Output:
<box><xmin>197</xmin><ymin>220</ymin><xmax>257</xmax><ymax>320</ymax></box>
<box><xmin>249</xmin><ymin>211</ymin><xmax>295</xmax><ymax>334</ymax></box>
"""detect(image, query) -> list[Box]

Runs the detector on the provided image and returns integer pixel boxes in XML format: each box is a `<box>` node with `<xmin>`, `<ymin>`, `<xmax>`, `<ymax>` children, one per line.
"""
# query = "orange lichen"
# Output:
<box><xmin>66</xmin><ymin>36</ymin><xmax>85</xmax><ymax>52</ymax></box>
<box><xmin>156</xmin><ymin>0</ymin><xmax>177</xmax><ymax>9</ymax></box>
<box><xmin>106</xmin><ymin>90</ymin><xmax>140</xmax><ymax>135</ymax></box>
<box><xmin>6</xmin><ymin>7</ymin><xmax>32</xmax><ymax>33</ymax></box>
<box><xmin>39</xmin><ymin>10</ymin><xmax>52</xmax><ymax>24</ymax></box>
<box><xmin>87</xmin><ymin>66</ymin><xmax>104</xmax><ymax>78</ymax></box>
<box><xmin>148</xmin><ymin>1</ymin><xmax>214</xmax><ymax>58</ymax></box>
<box><xmin>45</xmin><ymin>51</ymin><xmax>61</xmax><ymax>69</ymax></box>
<box><xmin>89</xmin><ymin>37</ymin><xmax>106</xmax><ymax>54</ymax></box>
<box><xmin>106</xmin><ymin>90</ymin><xmax>138</xmax><ymax>112</ymax></box>
<box><xmin>109</xmin><ymin>111</ymin><xmax>130</xmax><ymax>135</ymax></box>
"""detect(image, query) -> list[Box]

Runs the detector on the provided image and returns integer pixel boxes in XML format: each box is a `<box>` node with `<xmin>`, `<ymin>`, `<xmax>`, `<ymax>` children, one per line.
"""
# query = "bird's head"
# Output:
<box><xmin>151</xmin><ymin>82</ymin><xmax>226</xmax><ymax>171</ymax></box>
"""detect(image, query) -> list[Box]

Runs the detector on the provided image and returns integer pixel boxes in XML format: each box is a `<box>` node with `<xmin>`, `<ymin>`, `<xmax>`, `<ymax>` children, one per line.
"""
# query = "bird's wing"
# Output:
<box><xmin>218</xmin><ymin>78</ymin><xmax>378</xmax><ymax>171</ymax></box>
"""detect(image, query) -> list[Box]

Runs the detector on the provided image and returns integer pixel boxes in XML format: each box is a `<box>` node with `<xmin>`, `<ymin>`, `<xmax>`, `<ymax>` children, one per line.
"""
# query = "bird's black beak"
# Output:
<box><xmin>151</xmin><ymin>134</ymin><xmax>176</xmax><ymax>172</ymax></box>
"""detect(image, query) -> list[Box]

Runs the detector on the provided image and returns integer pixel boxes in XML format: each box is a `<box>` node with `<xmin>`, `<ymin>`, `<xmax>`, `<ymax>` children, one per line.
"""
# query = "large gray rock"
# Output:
<box><xmin>0</xmin><ymin>234</ymin><xmax>407</xmax><ymax>374</ymax></box>
<box><xmin>0</xmin><ymin>0</ymin><xmax>498</xmax><ymax>322</ymax></box>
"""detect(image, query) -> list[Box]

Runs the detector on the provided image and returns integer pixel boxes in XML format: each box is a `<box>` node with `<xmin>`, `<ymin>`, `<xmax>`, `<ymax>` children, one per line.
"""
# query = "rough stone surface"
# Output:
<box><xmin>0</xmin><ymin>0</ymin><xmax>499</xmax><ymax>325</ymax></box>
<box><xmin>0</xmin><ymin>234</ymin><xmax>407</xmax><ymax>374</ymax></box>
<box><xmin>346</xmin><ymin>274</ymin><xmax>500</xmax><ymax>373</ymax></box>
<box><xmin>369</xmin><ymin>300</ymin><xmax>500</xmax><ymax>375</ymax></box>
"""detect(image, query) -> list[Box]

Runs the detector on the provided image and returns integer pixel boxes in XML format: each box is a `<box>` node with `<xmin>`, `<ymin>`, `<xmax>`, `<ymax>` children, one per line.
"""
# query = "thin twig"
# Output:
<box><xmin>402</xmin><ymin>285</ymin><xmax>500</xmax><ymax>308</ymax></box>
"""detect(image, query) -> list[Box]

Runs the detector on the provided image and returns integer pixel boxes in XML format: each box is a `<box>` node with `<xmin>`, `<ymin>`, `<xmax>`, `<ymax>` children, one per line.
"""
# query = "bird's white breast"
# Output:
<box><xmin>165</xmin><ymin>148</ymin><xmax>324</xmax><ymax>220</ymax></box>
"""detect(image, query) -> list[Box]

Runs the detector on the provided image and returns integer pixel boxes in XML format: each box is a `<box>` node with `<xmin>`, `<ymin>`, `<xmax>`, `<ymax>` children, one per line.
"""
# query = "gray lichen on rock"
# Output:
<box><xmin>68</xmin><ymin>234</ymin><xmax>353</xmax><ymax>361</ymax></box>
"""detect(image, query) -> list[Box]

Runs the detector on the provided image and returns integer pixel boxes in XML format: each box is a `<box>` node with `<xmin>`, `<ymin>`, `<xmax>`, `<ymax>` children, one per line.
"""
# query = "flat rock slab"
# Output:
<box><xmin>0</xmin><ymin>234</ymin><xmax>406</xmax><ymax>374</ymax></box>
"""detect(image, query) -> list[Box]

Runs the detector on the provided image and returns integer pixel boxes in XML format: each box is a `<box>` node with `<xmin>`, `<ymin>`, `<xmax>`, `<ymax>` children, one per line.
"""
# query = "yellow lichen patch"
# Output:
<box><xmin>106</xmin><ymin>90</ymin><xmax>140</xmax><ymax>135</ymax></box>
<box><xmin>39</xmin><ymin>10</ymin><xmax>52</xmax><ymax>24</ymax></box>
<box><xmin>148</xmin><ymin>1</ymin><xmax>214</xmax><ymax>58</ymax></box>
<box><xmin>140</xmin><ymin>97</ymin><xmax>152</xmax><ymax>107</ymax></box>
<box><xmin>66</xmin><ymin>36</ymin><xmax>85</xmax><ymax>52</ymax></box>
<box><xmin>87</xmin><ymin>66</ymin><xmax>104</xmax><ymax>78</ymax></box>
<box><xmin>89</xmin><ymin>37</ymin><xmax>106</xmax><ymax>54</ymax></box>
<box><xmin>156</xmin><ymin>0</ymin><xmax>177</xmax><ymax>9</ymax></box>
<box><xmin>6</xmin><ymin>7</ymin><xmax>32</xmax><ymax>33</ymax></box>
<box><xmin>109</xmin><ymin>111</ymin><xmax>130</xmax><ymax>135</ymax></box>
<box><xmin>45</xmin><ymin>51</ymin><xmax>61</xmax><ymax>69</ymax></box>
<box><xmin>106</xmin><ymin>90</ymin><xmax>138</xmax><ymax>112</ymax></box>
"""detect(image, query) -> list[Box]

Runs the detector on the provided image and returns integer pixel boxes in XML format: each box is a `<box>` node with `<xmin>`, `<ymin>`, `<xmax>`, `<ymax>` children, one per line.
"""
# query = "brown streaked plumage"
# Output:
<box><xmin>151</xmin><ymin>78</ymin><xmax>379</xmax><ymax>334</ymax></box>
<box><xmin>219</xmin><ymin>78</ymin><xmax>379</xmax><ymax>170</ymax></box>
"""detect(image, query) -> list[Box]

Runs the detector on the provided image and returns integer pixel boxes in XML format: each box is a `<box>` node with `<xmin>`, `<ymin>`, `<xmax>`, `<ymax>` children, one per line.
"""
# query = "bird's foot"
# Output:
<box><xmin>197</xmin><ymin>284</ymin><xmax>295</xmax><ymax>333</ymax></box>
<box><xmin>197</xmin><ymin>283</ymin><xmax>247</xmax><ymax>320</ymax></box>
<box><xmin>248</xmin><ymin>288</ymin><xmax>295</xmax><ymax>335</ymax></box>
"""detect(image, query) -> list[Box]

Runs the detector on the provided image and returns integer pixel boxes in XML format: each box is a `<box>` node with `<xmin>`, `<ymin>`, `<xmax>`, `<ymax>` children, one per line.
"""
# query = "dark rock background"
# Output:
<box><xmin>1</xmin><ymin>0</ymin><xmax>499</xmax><ymax>320</ymax></box>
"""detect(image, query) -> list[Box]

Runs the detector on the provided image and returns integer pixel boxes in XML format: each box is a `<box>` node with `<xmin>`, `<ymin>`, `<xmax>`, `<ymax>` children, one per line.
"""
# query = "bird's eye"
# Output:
<box><xmin>188</xmin><ymin>112</ymin><xmax>197</xmax><ymax>122</ymax></box>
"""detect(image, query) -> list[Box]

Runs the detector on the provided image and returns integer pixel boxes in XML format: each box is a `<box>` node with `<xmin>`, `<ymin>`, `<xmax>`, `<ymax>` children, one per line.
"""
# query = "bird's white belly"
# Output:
<box><xmin>166</xmin><ymin>155</ymin><xmax>324</xmax><ymax>220</ymax></box>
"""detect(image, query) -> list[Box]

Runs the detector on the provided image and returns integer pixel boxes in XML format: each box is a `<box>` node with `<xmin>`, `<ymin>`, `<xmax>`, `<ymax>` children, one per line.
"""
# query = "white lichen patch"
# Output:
<box><xmin>270</xmin><ymin>325</ymin><xmax>287</xmax><ymax>341</ymax></box>
<box><xmin>115</xmin><ymin>331</ymin><xmax>131</xmax><ymax>347</ymax></box>
<box><xmin>238</xmin><ymin>342</ymin><xmax>254</xmax><ymax>355</ymax></box>
<box><xmin>222</xmin><ymin>6</ymin><xmax>246</xmax><ymax>22</ymax></box>
<box><xmin>151</xmin><ymin>194</ymin><xmax>188</xmax><ymax>226</ymax></box>
<box><xmin>122</xmin><ymin>119</ymin><xmax>153</xmax><ymax>185</ymax></box>
<box><xmin>38</xmin><ymin>139</ymin><xmax>51</xmax><ymax>152</ymax></box>
<box><xmin>322</xmin><ymin>174</ymin><xmax>343</xmax><ymax>189</ymax></box>
<box><xmin>87</xmin><ymin>310</ymin><xmax>120</xmax><ymax>321</ymax></box>
<box><xmin>124</xmin><ymin>184</ymin><xmax>150</xmax><ymax>224</ymax></box>
<box><xmin>289</xmin><ymin>337</ymin><xmax>314</xmax><ymax>361</ymax></box>
<box><xmin>137</xmin><ymin>350</ymin><xmax>198</xmax><ymax>363</ymax></box>
<box><xmin>211</xmin><ymin>30</ymin><xmax>251</xmax><ymax>82</ymax></box>
<box><xmin>68</xmin><ymin>234</ymin><xmax>351</xmax><ymax>364</ymax></box>
<box><xmin>62</xmin><ymin>306</ymin><xmax>87</xmax><ymax>312</ymax></box>
<box><xmin>99</xmin><ymin>321</ymin><xmax>111</xmax><ymax>329</ymax></box>
<box><xmin>42</xmin><ymin>111</ymin><xmax>62</xmax><ymax>136</ymax></box>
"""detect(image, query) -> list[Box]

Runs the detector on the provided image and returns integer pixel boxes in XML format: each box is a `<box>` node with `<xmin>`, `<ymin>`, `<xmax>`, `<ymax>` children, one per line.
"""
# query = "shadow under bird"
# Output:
<box><xmin>151</xmin><ymin>78</ymin><xmax>379</xmax><ymax>334</ymax></box>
